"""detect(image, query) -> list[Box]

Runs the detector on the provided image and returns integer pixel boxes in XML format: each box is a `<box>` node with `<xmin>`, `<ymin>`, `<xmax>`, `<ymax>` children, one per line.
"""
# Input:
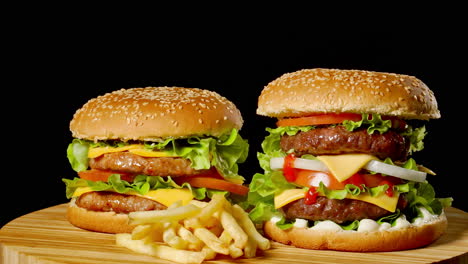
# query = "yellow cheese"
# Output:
<box><xmin>88</xmin><ymin>144</ymin><xmax>143</xmax><ymax>158</ymax></box>
<box><xmin>128</xmin><ymin>148</ymin><xmax>173</xmax><ymax>157</ymax></box>
<box><xmin>72</xmin><ymin>187</ymin><xmax>193</xmax><ymax>207</ymax></box>
<box><xmin>87</xmin><ymin>144</ymin><xmax>173</xmax><ymax>158</ymax></box>
<box><xmin>273</xmin><ymin>188</ymin><xmax>399</xmax><ymax>212</ymax></box>
<box><xmin>317</xmin><ymin>154</ymin><xmax>377</xmax><ymax>182</ymax></box>
<box><xmin>274</xmin><ymin>189</ymin><xmax>308</xmax><ymax>209</ymax></box>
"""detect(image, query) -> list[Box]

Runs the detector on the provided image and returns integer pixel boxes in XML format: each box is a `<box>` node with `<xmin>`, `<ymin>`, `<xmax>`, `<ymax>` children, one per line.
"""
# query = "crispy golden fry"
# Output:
<box><xmin>229</xmin><ymin>244</ymin><xmax>244</xmax><ymax>259</ymax></box>
<box><xmin>220</xmin><ymin>210</ymin><xmax>248</xmax><ymax>248</ymax></box>
<box><xmin>119</xmin><ymin>193</ymin><xmax>272</xmax><ymax>263</ymax></box>
<box><xmin>244</xmin><ymin>237</ymin><xmax>258</xmax><ymax>259</ymax></box>
<box><xmin>116</xmin><ymin>234</ymin><xmax>205</xmax><ymax>264</ymax></box>
<box><xmin>197</xmin><ymin>193</ymin><xmax>226</xmax><ymax>222</ymax></box>
<box><xmin>131</xmin><ymin>224</ymin><xmax>152</xmax><ymax>240</ymax></box>
<box><xmin>194</xmin><ymin>227</ymin><xmax>229</xmax><ymax>255</ymax></box>
<box><xmin>232</xmin><ymin>204</ymin><xmax>271</xmax><ymax>250</ymax></box>
<box><xmin>129</xmin><ymin>204</ymin><xmax>201</xmax><ymax>225</ymax></box>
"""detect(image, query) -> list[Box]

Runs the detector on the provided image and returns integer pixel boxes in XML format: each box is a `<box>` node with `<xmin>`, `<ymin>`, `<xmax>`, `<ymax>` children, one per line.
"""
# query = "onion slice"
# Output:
<box><xmin>270</xmin><ymin>157</ymin><xmax>329</xmax><ymax>172</ymax></box>
<box><xmin>270</xmin><ymin>157</ymin><xmax>427</xmax><ymax>182</ymax></box>
<box><xmin>363</xmin><ymin>160</ymin><xmax>426</xmax><ymax>182</ymax></box>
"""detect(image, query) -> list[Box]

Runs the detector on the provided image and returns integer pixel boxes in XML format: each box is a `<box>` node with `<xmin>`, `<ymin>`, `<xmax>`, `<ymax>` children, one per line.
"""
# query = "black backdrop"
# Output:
<box><xmin>2</xmin><ymin>25</ymin><xmax>466</xmax><ymax>227</ymax></box>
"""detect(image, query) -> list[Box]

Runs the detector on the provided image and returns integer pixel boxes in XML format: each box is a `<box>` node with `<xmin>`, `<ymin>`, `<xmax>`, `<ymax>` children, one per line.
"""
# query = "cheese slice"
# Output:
<box><xmin>72</xmin><ymin>187</ymin><xmax>193</xmax><ymax>207</ymax></box>
<box><xmin>274</xmin><ymin>188</ymin><xmax>399</xmax><ymax>212</ymax></box>
<box><xmin>317</xmin><ymin>154</ymin><xmax>377</xmax><ymax>182</ymax></box>
<box><xmin>88</xmin><ymin>144</ymin><xmax>173</xmax><ymax>158</ymax></box>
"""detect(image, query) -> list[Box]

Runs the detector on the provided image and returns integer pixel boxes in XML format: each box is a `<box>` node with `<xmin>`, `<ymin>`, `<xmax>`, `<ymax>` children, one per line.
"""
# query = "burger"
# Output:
<box><xmin>247</xmin><ymin>69</ymin><xmax>452</xmax><ymax>251</ymax></box>
<box><xmin>63</xmin><ymin>87</ymin><xmax>249</xmax><ymax>233</ymax></box>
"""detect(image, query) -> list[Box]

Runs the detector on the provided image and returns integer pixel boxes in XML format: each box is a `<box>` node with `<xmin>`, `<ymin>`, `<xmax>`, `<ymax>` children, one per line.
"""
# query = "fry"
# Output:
<box><xmin>197</xmin><ymin>193</ymin><xmax>226</xmax><ymax>222</ymax></box>
<box><xmin>129</xmin><ymin>204</ymin><xmax>201</xmax><ymax>225</ymax></box>
<box><xmin>244</xmin><ymin>237</ymin><xmax>258</xmax><ymax>259</ymax></box>
<box><xmin>194</xmin><ymin>227</ymin><xmax>229</xmax><ymax>255</ymax></box>
<box><xmin>232</xmin><ymin>204</ymin><xmax>271</xmax><ymax>250</ymax></box>
<box><xmin>116</xmin><ymin>233</ymin><xmax>205</xmax><ymax>264</ymax></box>
<box><xmin>178</xmin><ymin>226</ymin><xmax>203</xmax><ymax>251</ymax></box>
<box><xmin>220</xmin><ymin>210</ymin><xmax>248</xmax><ymax>248</ymax></box>
<box><xmin>131</xmin><ymin>224</ymin><xmax>152</xmax><ymax>240</ymax></box>
<box><xmin>229</xmin><ymin>244</ymin><xmax>244</xmax><ymax>259</ymax></box>
<box><xmin>163</xmin><ymin>226</ymin><xmax>188</xmax><ymax>249</ymax></box>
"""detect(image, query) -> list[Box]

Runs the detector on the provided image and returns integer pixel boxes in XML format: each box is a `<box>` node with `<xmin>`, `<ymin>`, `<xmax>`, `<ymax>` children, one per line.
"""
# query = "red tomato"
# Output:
<box><xmin>174</xmin><ymin>177</ymin><xmax>249</xmax><ymax>196</ymax></box>
<box><xmin>78</xmin><ymin>169</ymin><xmax>135</xmax><ymax>182</ymax></box>
<box><xmin>283</xmin><ymin>153</ymin><xmax>298</xmax><ymax>181</ymax></box>
<box><xmin>276</xmin><ymin>113</ymin><xmax>362</xmax><ymax>127</ymax></box>
<box><xmin>294</xmin><ymin>170</ymin><xmax>346</xmax><ymax>190</ymax></box>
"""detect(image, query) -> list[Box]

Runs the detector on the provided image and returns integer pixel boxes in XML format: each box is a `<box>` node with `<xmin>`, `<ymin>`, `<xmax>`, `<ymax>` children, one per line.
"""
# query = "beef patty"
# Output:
<box><xmin>280</xmin><ymin>126</ymin><xmax>409</xmax><ymax>161</ymax></box>
<box><xmin>76</xmin><ymin>191</ymin><xmax>166</xmax><ymax>214</ymax></box>
<box><xmin>281</xmin><ymin>196</ymin><xmax>407</xmax><ymax>223</ymax></box>
<box><xmin>89</xmin><ymin>152</ymin><xmax>211</xmax><ymax>177</ymax></box>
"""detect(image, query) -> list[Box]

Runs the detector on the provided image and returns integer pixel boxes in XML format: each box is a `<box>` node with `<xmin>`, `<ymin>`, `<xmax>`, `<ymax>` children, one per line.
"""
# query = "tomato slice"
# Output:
<box><xmin>294</xmin><ymin>170</ymin><xmax>346</xmax><ymax>190</ymax></box>
<box><xmin>78</xmin><ymin>169</ymin><xmax>136</xmax><ymax>182</ymax></box>
<box><xmin>276</xmin><ymin>113</ymin><xmax>362</xmax><ymax>127</ymax></box>
<box><xmin>175</xmin><ymin>177</ymin><xmax>249</xmax><ymax>196</ymax></box>
<box><xmin>283</xmin><ymin>153</ymin><xmax>298</xmax><ymax>181</ymax></box>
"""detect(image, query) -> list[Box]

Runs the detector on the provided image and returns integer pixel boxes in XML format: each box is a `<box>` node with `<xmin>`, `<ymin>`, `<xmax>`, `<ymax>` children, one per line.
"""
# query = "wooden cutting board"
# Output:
<box><xmin>1</xmin><ymin>204</ymin><xmax>467</xmax><ymax>264</ymax></box>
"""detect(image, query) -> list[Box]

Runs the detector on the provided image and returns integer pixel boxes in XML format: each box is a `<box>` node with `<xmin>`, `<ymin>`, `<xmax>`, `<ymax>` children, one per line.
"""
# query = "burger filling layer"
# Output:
<box><xmin>76</xmin><ymin>191</ymin><xmax>167</xmax><ymax>214</ymax></box>
<box><xmin>89</xmin><ymin>152</ymin><xmax>211</xmax><ymax>177</ymax></box>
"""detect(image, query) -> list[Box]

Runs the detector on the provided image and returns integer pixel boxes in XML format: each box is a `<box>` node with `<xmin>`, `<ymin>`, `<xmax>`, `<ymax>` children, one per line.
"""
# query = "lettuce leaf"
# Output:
<box><xmin>63</xmin><ymin>174</ymin><xmax>211</xmax><ymax>200</ymax></box>
<box><xmin>343</xmin><ymin>113</ymin><xmax>392</xmax><ymax>134</ymax></box>
<box><xmin>66</xmin><ymin>129</ymin><xmax>249</xmax><ymax>183</ymax></box>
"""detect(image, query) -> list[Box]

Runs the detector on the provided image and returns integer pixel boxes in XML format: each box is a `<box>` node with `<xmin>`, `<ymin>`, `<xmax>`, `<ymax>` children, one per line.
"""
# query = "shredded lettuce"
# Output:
<box><xmin>66</xmin><ymin>129</ymin><xmax>249</xmax><ymax>183</ymax></box>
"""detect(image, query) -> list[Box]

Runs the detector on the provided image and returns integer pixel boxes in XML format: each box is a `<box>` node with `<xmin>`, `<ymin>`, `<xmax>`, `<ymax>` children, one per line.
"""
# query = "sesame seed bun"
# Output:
<box><xmin>257</xmin><ymin>68</ymin><xmax>440</xmax><ymax>120</ymax></box>
<box><xmin>263</xmin><ymin>212</ymin><xmax>447</xmax><ymax>252</ymax></box>
<box><xmin>70</xmin><ymin>87</ymin><xmax>244</xmax><ymax>141</ymax></box>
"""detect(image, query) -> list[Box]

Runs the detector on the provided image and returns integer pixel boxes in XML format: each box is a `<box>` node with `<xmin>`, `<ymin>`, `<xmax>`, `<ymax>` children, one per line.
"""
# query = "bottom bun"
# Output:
<box><xmin>264</xmin><ymin>212</ymin><xmax>447</xmax><ymax>252</ymax></box>
<box><xmin>66</xmin><ymin>199</ymin><xmax>134</xmax><ymax>234</ymax></box>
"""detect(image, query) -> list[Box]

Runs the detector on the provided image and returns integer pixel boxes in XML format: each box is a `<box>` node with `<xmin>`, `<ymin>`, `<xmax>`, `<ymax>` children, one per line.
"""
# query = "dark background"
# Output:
<box><xmin>2</xmin><ymin>22</ymin><xmax>466</xmax><ymax>227</ymax></box>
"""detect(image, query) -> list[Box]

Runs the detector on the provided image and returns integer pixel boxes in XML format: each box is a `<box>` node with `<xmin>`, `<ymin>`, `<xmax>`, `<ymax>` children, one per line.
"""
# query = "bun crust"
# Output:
<box><xmin>66</xmin><ymin>200</ymin><xmax>134</xmax><ymax>234</ymax></box>
<box><xmin>257</xmin><ymin>69</ymin><xmax>440</xmax><ymax>120</ymax></box>
<box><xmin>264</xmin><ymin>213</ymin><xmax>447</xmax><ymax>252</ymax></box>
<box><xmin>70</xmin><ymin>87</ymin><xmax>243</xmax><ymax>141</ymax></box>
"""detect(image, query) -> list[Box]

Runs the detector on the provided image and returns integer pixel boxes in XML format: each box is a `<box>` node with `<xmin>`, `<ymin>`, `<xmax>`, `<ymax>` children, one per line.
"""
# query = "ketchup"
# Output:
<box><xmin>380</xmin><ymin>180</ymin><xmax>394</xmax><ymax>197</ymax></box>
<box><xmin>283</xmin><ymin>153</ymin><xmax>297</xmax><ymax>182</ymax></box>
<box><xmin>304</xmin><ymin>187</ymin><xmax>318</xmax><ymax>205</ymax></box>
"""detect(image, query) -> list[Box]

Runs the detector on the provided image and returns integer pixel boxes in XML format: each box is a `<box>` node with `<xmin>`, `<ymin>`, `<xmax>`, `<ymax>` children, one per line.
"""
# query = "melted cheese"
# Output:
<box><xmin>274</xmin><ymin>188</ymin><xmax>399</xmax><ymax>212</ymax></box>
<box><xmin>72</xmin><ymin>187</ymin><xmax>193</xmax><ymax>207</ymax></box>
<box><xmin>87</xmin><ymin>144</ymin><xmax>173</xmax><ymax>158</ymax></box>
<box><xmin>317</xmin><ymin>154</ymin><xmax>376</xmax><ymax>182</ymax></box>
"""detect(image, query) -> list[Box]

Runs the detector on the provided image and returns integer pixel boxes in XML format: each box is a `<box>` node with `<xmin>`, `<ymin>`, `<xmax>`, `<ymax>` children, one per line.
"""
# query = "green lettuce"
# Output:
<box><xmin>343</xmin><ymin>113</ymin><xmax>392</xmax><ymax>134</ymax></box>
<box><xmin>66</xmin><ymin>129</ymin><xmax>249</xmax><ymax>183</ymax></box>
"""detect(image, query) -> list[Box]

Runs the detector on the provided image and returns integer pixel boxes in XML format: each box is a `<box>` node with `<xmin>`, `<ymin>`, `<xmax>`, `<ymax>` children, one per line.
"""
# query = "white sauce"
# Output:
<box><xmin>272</xmin><ymin>207</ymin><xmax>442</xmax><ymax>232</ymax></box>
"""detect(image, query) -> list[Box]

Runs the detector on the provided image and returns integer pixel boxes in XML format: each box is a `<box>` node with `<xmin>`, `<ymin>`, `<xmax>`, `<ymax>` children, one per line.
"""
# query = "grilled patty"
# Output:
<box><xmin>281</xmin><ymin>196</ymin><xmax>407</xmax><ymax>223</ymax></box>
<box><xmin>76</xmin><ymin>191</ymin><xmax>166</xmax><ymax>214</ymax></box>
<box><xmin>280</xmin><ymin>126</ymin><xmax>409</xmax><ymax>161</ymax></box>
<box><xmin>89</xmin><ymin>152</ymin><xmax>210</xmax><ymax>177</ymax></box>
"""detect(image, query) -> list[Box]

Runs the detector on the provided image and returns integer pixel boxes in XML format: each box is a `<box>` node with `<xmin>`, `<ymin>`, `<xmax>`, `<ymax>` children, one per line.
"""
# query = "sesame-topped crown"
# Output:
<box><xmin>257</xmin><ymin>68</ymin><xmax>440</xmax><ymax>120</ymax></box>
<box><xmin>70</xmin><ymin>87</ymin><xmax>243</xmax><ymax>141</ymax></box>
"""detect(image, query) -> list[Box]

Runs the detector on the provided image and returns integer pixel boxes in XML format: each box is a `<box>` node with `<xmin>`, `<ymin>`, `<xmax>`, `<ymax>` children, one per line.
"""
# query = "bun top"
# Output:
<box><xmin>257</xmin><ymin>68</ymin><xmax>440</xmax><ymax>120</ymax></box>
<box><xmin>70</xmin><ymin>87</ymin><xmax>243</xmax><ymax>141</ymax></box>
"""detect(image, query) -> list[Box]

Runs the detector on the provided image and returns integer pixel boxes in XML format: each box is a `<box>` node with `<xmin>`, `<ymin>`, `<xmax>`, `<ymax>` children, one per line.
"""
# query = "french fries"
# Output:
<box><xmin>116</xmin><ymin>194</ymin><xmax>271</xmax><ymax>264</ymax></box>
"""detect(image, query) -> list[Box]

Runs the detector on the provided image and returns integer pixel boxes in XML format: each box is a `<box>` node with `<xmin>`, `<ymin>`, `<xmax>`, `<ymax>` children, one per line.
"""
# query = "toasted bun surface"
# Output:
<box><xmin>257</xmin><ymin>68</ymin><xmax>440</xmax><ymax>120</ymax></box>
<box><xmin>70</xmin><ymin>87</ymin><xmax>243</xmax><ymax>141</ymax></box>
<box><xmin>264</xmin><ymin>213</ymin><xmax>447</xmax><ymax>252</ymax></box>
<box><xmin>66</xmin><ymin>199</ymin><xmax>134</xmax><ymax>234</ymax></box>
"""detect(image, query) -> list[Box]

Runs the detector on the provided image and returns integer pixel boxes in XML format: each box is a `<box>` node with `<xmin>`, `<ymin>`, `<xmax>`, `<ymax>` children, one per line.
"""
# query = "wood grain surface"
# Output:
<box><xmin>1</xmin><ymin>204</ymin><xmax>467</xmax><ymax>264</ymax></box>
